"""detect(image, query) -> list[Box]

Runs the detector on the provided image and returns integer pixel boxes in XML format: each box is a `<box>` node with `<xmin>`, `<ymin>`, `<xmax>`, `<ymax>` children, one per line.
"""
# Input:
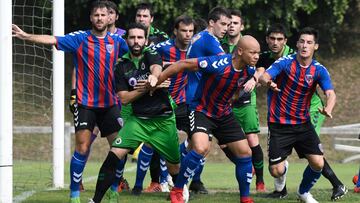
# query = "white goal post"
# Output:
<box><xmin>1</xmin><ymin>0</ymin><xmax>64</xmax><ymax>202</ymax></box>
<box><xmin>0</xmin><ymin>0</ymin><xmax>13</xmax><ymax>202</ymax></box>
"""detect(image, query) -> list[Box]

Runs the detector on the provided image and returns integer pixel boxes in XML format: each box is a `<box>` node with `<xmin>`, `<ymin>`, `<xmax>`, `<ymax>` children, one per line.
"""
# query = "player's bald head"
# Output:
<box><xmin>237</xmin><ymin>35</ymin><xmax>260</xmax><ymax>51</ymax></box>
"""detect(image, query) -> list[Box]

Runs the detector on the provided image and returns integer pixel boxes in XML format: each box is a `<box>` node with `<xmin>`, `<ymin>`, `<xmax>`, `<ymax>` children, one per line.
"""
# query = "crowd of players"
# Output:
<box><xmin>12</xmin><ymin>1</ymin><xmax>360</xmax><ymax>203</ymax></box>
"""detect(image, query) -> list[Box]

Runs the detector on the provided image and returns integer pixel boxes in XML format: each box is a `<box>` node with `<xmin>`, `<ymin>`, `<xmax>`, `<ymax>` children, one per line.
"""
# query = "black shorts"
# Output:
<box><xmin>189</xmin><ymin>111</ymin><xmax>246</xmax><ymax>145</ymax></box>
<box><xmin>267</xmin><ymin>122</ymin><xmax>323</xmax><ymax>165</ymax></box>
<box><xmin>175</xmin><ymin>103</ymin><xmax>189</xmax><ymax>134</ymax></box>
<box><xmin>73</xmin><ymin>104</ymin><xmax>122</xmax><ymax>137</ymax></box>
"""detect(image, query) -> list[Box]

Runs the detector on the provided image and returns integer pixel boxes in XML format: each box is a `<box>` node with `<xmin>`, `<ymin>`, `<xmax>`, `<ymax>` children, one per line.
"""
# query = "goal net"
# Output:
<box><xmin>12</xmin><ymin>0</ymin><xmax>55</xmax><ymax>198</ymax></box>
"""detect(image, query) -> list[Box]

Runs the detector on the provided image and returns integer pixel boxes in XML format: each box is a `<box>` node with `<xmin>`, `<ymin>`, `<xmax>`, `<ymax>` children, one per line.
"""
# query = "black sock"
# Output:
<box><xmin>150</xmin><ymin>151</ymin><xmax>161</xmax><ymax>183</ymax></box>
<box><xmin>93</xmin><ymin>151</ymin><xmax>120</xmax><ymax>203</ymax></box>
<box><xmin>322</xmin><ymin>158</ymin><xmax>342</xmax><ymax>188</ymax></box>
<box><xmin>221</xmin><ymin>146</ymin><xmax>236</xmax><ymax>164</ymax></box>
<box><xmin>251</xmin><ymin>145</ymin><xmax>264</xmax><ymax>183</ymax></box>
<box><xmin>171</xmin><ymin>173</ymin><xmax>178</xmax><ymax>185</ymax></box>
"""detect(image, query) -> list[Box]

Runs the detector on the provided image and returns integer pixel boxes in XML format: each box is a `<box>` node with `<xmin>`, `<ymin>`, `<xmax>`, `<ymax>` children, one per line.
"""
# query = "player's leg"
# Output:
<box><xmin>267</xmin><ymin>123</ymin><xmax>295</xmax><ymax>199</ymax></box>
<box><xmin>70</xmin><ymin>105</ymin><xmax>96</xmax><ymax>202</ymax></box>
<box><xmin>171</xmin><ymin>111</ymin><xmax>212</xmax><ymax>201</ymax></box>
<box><xmin>354</xmin><ymin>166</ymin><xmax>360</xmax><ymax>193</ymax></box>
<box><xmin>133</xmin><ymin>143</ymin><xmax>154</xmax><ymax>195</ymax></box>
<box><xmin>233</xmin><ymin>104</ymin><xmax>265</xmax><ymax>192</ymax></box>
<box><xmin>215</xmin><ymin>113</ymin><xmax>253</xmax><ymax>203</ymax></box>
<box><xmin>295</xmin><ymin>122</ymin><xmax>324</xmax><ymax>202</ymax></box>
<box><xmin>311</xmin><ymin>107</ymin><xmax>347</xmax><ymax>200</ymax></box>
<box><xmin>91</xmin><ymin>147</ymin><xmax>129</xmax><ymax>203</ymax></box>
<box><xmin>92</xmin><ymin>114</ymin><xmax>150</xmax><ymax>202</ymax></box>
<box><xmin>144</xmin><ymin>151</ymin><xmax>162</xmax><ymax>192</ymax></box>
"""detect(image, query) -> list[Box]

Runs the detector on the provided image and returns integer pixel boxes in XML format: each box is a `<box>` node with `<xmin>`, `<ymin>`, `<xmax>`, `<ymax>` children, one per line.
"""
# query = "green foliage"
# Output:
<box><xmin>64</xmin><ymin>0</ymin><xmax>354</xmax><ymax>50</ymax></box>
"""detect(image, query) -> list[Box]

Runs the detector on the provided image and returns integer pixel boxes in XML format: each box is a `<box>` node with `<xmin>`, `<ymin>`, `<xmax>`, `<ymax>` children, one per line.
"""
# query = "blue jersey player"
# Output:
<box><xmin>158</xmin><ymin>35</ymin><xmax>261</xmax><ymax>203</ymax></box>
<box><xmin>259</xmin><ymin>27</ymin><xmax>336</xmax><ymax>203</ymax></box>
<box><xmin>181</xmin><ymin>6</ymin><xmax>231</xmax><ymax>194</ymax></box>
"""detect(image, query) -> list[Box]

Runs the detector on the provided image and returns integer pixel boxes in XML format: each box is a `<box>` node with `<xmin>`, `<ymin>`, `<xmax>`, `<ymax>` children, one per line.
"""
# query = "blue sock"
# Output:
<box><xmin>357</xmin><ymin>168</ymin><xmax>360</xmax><ymax>187</ymax></box>
<box><xmin>299</xmin><ymin>165</ymin><xmax>322</xmax><ymax>194</ymax></box>
<box><xmin>134</xmin><ymin>145</ymin><xmax>153</xmax><ymax>189</ymax></box>
<box><xmin>192</xmin><ymin>158</ymin><xmax>205</xmax><ymax>182</ymax></box>
<box><xmin>175</xmin><ymin>150</ymin><xmax>203</xmax><ymax>188</ymax></box>
<box><xmin>110</xmin><ymin>158</ymin><xmax>126</xmax><ymax>191</ymax></box>
<box><xmin>160</xmin><ymin>157</ymin><xmax>169</xmax><ymax>183</ymax></box>
<box><xmin>179</xmin><ymin>141</ymin><xmax>188</xmax><ymax>163</ymax></box>
<box><xmin>234</xmin><ymin>156</ymin><xmax>252</xmax><ymax>198</ymax></box>
<box><xmin>70</xmin><ymin>151</ymin><xmax>87</xmax><ymax>197</ymax></box>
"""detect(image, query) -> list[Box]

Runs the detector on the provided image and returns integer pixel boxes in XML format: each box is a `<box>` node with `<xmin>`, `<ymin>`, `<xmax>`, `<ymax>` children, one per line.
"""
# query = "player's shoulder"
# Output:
<box><xmin>151</xmin><ymin>39</ymin><xmax>173</xmax><ymax>52</ymax></box>
<box><xmin>199</xmin><ymin>54</ymin><xmax>232</xmax><ymax>69</ymax></box>
<box><xmin>312</xmin><ymin>59</ymin><xmax>329</xmax><ymax>73</ymax></box>
<box><xmin>66</xmin><ymin>30</ymin><xmax>87</xmax><ymax>37</ymax></box>
<box><xmin>275</xmin><ymin>54</ymin><xmax>296</xmax><ymax>64</ymax></box>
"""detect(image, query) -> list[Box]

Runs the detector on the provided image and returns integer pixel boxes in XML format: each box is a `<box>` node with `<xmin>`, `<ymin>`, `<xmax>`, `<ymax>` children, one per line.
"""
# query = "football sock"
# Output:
<box><xmin>93</xmin><ymin>151</ymin><xmax>120</xmax><ymax>202</ymax></box>
<box><xmin>150</xmin><ymin>151</ymin><xmax>161</xmax><ymax>183</ymax></box>
<box><xmin>192</xmin><ymin>158</ymin><xmax>205</xmax><ymax>183</ymax></box>
<box><xmin>299</xmin><ymin>165</ymin><xmax>322</xmax><ymax>194</ymax></box>
<box><xmin>70</xmin><ymin>151</ymin><xmax>87</xmax><ymax>197</ymax></box>
<box><xmin>175</xmin><ymin>150</ymin><xmax>203</xmax><ymax>188</ymax></box>
<box><xmin>134</xmin><ymin>144</ymin><xmax>153</xmax><ymax>188</ymax></box>
<box><xmin>160</xmin><ymin>157</ymin><xmax>169</xmax><ymax>183</ymax></box>
<box><xmin>179</xmin><ymin>140</ymin><xmax>188</xmax><ymax>162</ymax></box>
<box><xmin>110</xmin><ymin>157</ymin><xmax>126</xmax><ymax>191</ymax></box>
<box><xmin>322</xmin><ymin>158</ymin><xmax>342</xmax><ymax>188</ymax></box>
<box><xmin>234</xmin><ymin>156</ymin><xmax>252</xmax><ymax>198</ymax></box>
<box><xmin>251</xmin><ymin>145</ymin><xmax>264</xmax><ymax>183</ymax></box>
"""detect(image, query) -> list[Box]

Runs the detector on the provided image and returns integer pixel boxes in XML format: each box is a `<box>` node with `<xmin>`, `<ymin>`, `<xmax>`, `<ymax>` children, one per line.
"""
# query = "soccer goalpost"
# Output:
<box><xmin>1</xmin><ymin>0</ymin><xmax>64</xmax><ymax>202</ymax></box>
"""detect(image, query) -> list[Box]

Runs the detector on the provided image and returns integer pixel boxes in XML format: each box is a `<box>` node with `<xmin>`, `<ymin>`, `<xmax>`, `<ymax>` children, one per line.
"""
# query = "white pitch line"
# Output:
<box><xmin>13</xmin><ymin>165</ymin><xmax>137</xmax><ymax>203</ymax></box>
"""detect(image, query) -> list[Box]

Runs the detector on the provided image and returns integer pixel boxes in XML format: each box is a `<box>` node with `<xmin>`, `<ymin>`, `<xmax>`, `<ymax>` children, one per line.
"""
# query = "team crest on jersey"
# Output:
<box><xmin>199</xmin><ymin>60</ymin><xmax>208</xmax><ymax>68</ymax></box>
<box><xmin>106</xmin><ymin>44</ymin><xmax>114</xmax><ymax>53</ymax></box>
<box><xmin>191</xmin><ymin>34</ymin><xmax>201</xmax><ymax>44</ymax></box>
<box><xmin>128</xmin><ymin>77</ymin><xmax>137</xmax><ymax>87</ymax></box>
<box><xmin>114</xmin><ymin>137</ymin><xmax>122</xmax><ymax>145</ymax></box>
<box><xmin>305</xmin><ymin>74</ymin><xmax>313</xmax><ymax>85</ymax></box>
<box><xmin>141</xmin><ymin>63</ymin><xmax>146</xmax><ymax>70</ymax></box>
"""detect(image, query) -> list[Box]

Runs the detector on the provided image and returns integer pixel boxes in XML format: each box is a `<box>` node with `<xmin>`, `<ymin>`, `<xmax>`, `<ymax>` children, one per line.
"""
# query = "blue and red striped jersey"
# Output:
<box><xmin>152</xmin><ymin>39</ymin><xmax>187</xmax><ymax>104</ymax></box>
<box><xmin>56</xmin><ymin>30</ymin><xmax>128</xmax><ymax>108</ymax></box>
<box><xmin>186</xmin><ymin>30</ymin><xmax>224</xmax><ymax>107</ymax></box>
<box><xmin>193</xmin><ymin>54</ymin><xmax>256</xmax><ymax>118</ymax></box>
<box><xmin>266</xmin><ymin>54</ymin><xmax>334</xmax><ymax>124</ymax></box>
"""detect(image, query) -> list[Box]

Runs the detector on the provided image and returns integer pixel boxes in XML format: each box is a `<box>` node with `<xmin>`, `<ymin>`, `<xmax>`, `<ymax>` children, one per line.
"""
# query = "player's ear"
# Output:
<box><xmin>237</xmin><ymin>47</ymin><xmax>243</xmax><ymax>56</ymax></box>
<box><xmin>284</xmin><ymin>38</ymin><xmax>287</xmax><ymax>45</ymax></box>
<box><xmin>314</xmin><ymin>43</ymin><xmax>319</xmax><ymax>51</ymax></box>
<box><xmin>209</xmin><ymin>19</ymin><xmax>214</xmax><ymax>27</ymax></box>
<box><xmin>173</xmin><ymin>29</ymin><xmax>177</xmax><ymax>37</ymax></box>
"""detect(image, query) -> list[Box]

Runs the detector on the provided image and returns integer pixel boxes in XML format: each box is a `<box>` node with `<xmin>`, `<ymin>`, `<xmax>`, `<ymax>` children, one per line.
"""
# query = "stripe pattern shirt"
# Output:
<box><xmin>56</xmin><ymin>30</ymin><xmax>128</xmax><ymax>108</ymax></box>
<box><xmin>152</xmin><ymin>39</ymin><xmax>187</xmax><ymax>104</ymax></box>
<box><xmin>266</xmin><ymin>54</ymin><xmax>334</xmax><ymax>124</ymax></box>
<box><xmin>194</xmin><ymin>54</ymin><xmax>256</xmax><ymax>118</ymax></box>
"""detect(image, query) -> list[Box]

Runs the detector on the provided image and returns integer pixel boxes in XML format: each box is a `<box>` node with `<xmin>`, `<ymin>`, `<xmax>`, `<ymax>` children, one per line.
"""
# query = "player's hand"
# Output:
<box><xmin>133</xmin><ymin>80</ymin><xmax>149</xmax><ymax>92</ymax></box>
<box><xmin>69</xmin><ymin>89</ymin><xmax>76</xmax><ymax>114</ymax></box>
<box><xmin>267</xmin><ymin>81</ymin><xmax>281</xmax><ymax>92</ymax></box>
<box><xmin>243</xmin><ymin>77</ymin><xmax>256</xmax><ymax>92</ymax></box>
<box><xmin>318</xmin><ymin>107</ymin><xmax>333</xmax><ymax>118</ymax></box>
<box><xmin>148</xmin><ymin>75</ymin><xmax>158</xmax><ymax>88</ymax></box>
<box><xmin>12</xmin><ymin>24</ymin><xmax>30</xmax><ymax>40</ymax></box>
<box><xmin>156</xmin><ymin>79</ymin><xmax>170</xmax><ymax>89</ymax></box>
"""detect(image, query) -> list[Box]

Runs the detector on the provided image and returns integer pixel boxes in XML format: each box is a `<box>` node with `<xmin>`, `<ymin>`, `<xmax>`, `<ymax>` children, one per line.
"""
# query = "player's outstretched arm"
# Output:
<box><xmin>259</xmin><ymin>72</ymin><xmax>280</xmax><ymax>92</ymax></box>
<box><xmin>157</xmin><ymin>58</ymin><xmax>199</xmax><ymax>85</ymax></box>
<box><xmin>12</xmin><ymin>24</ymin><xmax>56</xmax><ymax>45</ymax></box>
<box><xmin>318</xmin><ymin>89</ymin><xmax>336</xmax><ymax>118</ymax></box>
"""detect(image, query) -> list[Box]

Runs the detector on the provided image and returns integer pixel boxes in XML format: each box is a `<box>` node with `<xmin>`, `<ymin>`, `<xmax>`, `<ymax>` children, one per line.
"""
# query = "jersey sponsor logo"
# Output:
<box><xmin>106</xmin><ymin>44</ymin><xmax>114</xmax><ymax>53</ymax></box>
<box><xmin>199</xmin><ymin>60</ymin><xmax>208</xmax><ymax>68</ymax></box>
<box><xmin>305</xmin><ymin>74</ymin><xmax>314</xmax><ymax>86</ymax></box>
<box><xmin>211</xmin><ymin>57</ymin><xmax>229</xmax><ymax>69</ymax></box>
<box><xmin>237</xmin><ymin>77</ymin><xmax>246</xmax><ymax>87</ymax></box>
<box><xmin>114</xmin><ymin>137</ymin><xmax>122</xmax><ymax>145</ymax></box>
<box><xmin>128</xmin><ymin>77</ymin><xmax>137</xmax><ymax>87</ymax></box>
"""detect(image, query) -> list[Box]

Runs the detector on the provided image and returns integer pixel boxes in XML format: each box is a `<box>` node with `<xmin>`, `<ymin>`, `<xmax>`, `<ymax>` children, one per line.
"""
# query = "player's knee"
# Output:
<box><xmin>309</xmin><ymin>156</ymin><xmax>324</xmax><ymax>171</ymax></box>
<box><xmin>75</xmin><ymin>143</ymin><xmax>89</xmax><ymax>155</ymax></box>
<box><xmin>167</xmin><ymin>163</ymin><xmax>180</xmax><ymax>175</ymax></box>
<box><xmin>193</xmin><ymin>145</ymin><xmax>209</xmax><ymax>156</ymax></box>
<box><xmin>269</xmin><ymin>164</ymin><xmax>285</xmax><ymax>178</ymax></box>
